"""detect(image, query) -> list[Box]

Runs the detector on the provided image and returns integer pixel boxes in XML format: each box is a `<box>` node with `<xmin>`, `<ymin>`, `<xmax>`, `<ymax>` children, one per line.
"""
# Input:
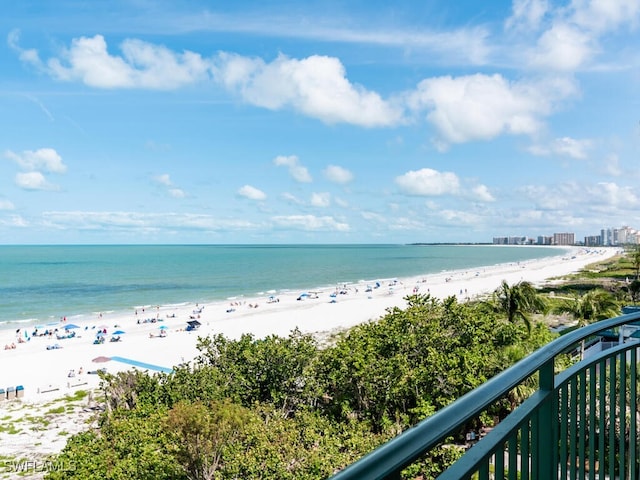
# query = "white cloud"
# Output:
<box><xmin>5</xmin><ymin>148</ymin><xmax>67</xmax><ymax>173</ymax></box>
<box><xmin>0</xmin><ymin>215</ymin><xmax>28</xmax><ymax>227</ymax></box>
<box><xmin>324</xmin><ymin>165</ymin><xmax>354</xmax><ymax>184</ymax></box>
<box><xmin>0</xmin><ymin>199</ymin><xmax>15</xmax><ymax>210</ymax></box>
<box><xmin>522</xmin><ymin>0</ymin><xmax>640</xmax><ymax>72</ymax></box>
<box><xmin>506</xmin><ymin>0</ymin><xmax>550</xmax><ymax>31</ymax></box>
<box><xmin>153</xmin><ymin>173</ymin><xmax>187</xmax><ymax>198</ymax></box>
<box><xmin>471</xmin><ymin>184</ymin><xmax>496</xmax><ymax>202</ymax></box>
<box><xmin>361</xmin><ymin>211</ymin><xmax>387</xmax><ymax>223</ymax></box>
<box><xmin>388</xmin><ymin>216</ymin><xmax>427</xmax><ymax>231</ymax></box>
<box><xmin>273</xmin><ymin>155</ymin><xmax>312</xmax><ymax>183</ymax></box>
<box><xmin>438</xmin><ymin>209</ymin><xmax>485</xmax><ymax>225</ymax></box>
<box><xmin>571</xmin><ymin>0</ymin><xmax>640</xmax><ymax>34</ymax></box>
<box><xmin>520</xmin><ymin>184</ymin><xmax>571</xmax><ymax>210</ymax></box>
<box><xmin>530</xmin><ymin>23</ymin><xmax>593</xmax><ymax>71</ymax></box>
<box><xmin>395</xmin><ymin>168</ymin><xmax>460</xmax><ymax>196</ymax></box>
<box><xmin>271</xmin><ymin>214</ymin><xmax>349</xmax><ymax>231</ymax></box>
<box><xmin>214</xmin><ymin>52</ymin><xmax>403</xmax><ymax>127</ymax></box>
<box><xmin>22</xmin><ymin>34</ymin><xmax>211</xmax><ymax>90</ymax></box>
<box><xmin>310</xmin><ymin>192</ymin><xmax>331</xmax><ymax>207</ymax></box>
<box><xmin>7</xmin><ymin>29</ymin><xmax>42</xmax><ymax>66</ymax></box>
<box><xmin>238</xmin><ymin>184</ymin><xmax>267</xmax><ymax>201</ymax></box>
<box><xmin>15</xmin><ymin>172</ymin><xmax>56</xmax><ymax>191</ymax></box>
<box><xmin>529</xmin><ymin>136</ymin><xmax>592</xmax><ymax>159</ymax></box>
<box><xmin>407</xmin><ymin>74</ymin><xmax>549</xmax><ymax>146</ymax></box>
<box><xmin>41</xmin><ymin>211</ymin><xmax>258</xmax><ymax>232</ymax></box>
<box><xmin>587</xmin><ymin>182</ymin><xmax>639</xmax><ymax>207</ymax></box>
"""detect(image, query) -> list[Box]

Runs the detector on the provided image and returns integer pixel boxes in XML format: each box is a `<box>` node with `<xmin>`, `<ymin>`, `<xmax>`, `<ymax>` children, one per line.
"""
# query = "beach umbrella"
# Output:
<box><xmin>159</xmin><ymin>325</ymin><xmax>168</xmax><ymax>330</ymax></box>
<box><xmin>64</xmin><ymin>324</ymin><xmax>80</xmax><ymax>330</ymax></box>
<box><xmin>112</xmin><ymin>330</ymin><xmax>126</xmax><ymax>335</ymax></box>
<box><xmin>92</xmin><ymin>356</ymin><xmax>111</xmax><ymax>363</ymax></box>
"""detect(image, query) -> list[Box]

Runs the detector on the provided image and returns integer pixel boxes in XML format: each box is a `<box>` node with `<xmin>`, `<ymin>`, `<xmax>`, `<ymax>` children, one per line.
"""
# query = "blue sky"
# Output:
<box><xmin>1</xmin><ymin>0</ymin><xmax>639</xmax><ymax>244</ymax></box>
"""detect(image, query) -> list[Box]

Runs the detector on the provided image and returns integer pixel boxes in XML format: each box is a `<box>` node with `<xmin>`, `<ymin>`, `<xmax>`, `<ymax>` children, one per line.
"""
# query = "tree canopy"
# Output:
<box><xmin>46</xmin><ymin>294</ymin><xmax>557</xmax><ymax>480</ymax></box>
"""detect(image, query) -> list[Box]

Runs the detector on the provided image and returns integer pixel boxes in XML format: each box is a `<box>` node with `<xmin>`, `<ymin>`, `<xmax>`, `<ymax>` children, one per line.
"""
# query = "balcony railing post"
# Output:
<box><xmin>537</xmin><ymin>358</ymin><xmax>556</xmax><ymax>479</ymax></box>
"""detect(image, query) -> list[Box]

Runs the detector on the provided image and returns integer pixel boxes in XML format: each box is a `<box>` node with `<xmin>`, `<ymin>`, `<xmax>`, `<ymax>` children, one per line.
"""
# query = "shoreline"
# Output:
<box><xmin>0</xmin><ymin>244</ymin><xmax>573</xmax><ymax>331</ymax></box>
<box><xmin>0</xmin><ymin>246</ymin><xmax>619</xmax><ymax>405</ymax></box>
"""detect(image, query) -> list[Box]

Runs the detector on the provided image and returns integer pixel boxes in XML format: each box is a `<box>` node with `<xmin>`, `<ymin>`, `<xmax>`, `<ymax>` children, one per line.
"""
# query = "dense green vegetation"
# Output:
<box><xmin>45</xmin><ymin>248</ymin><xmax>638</xmax><ymax>480</ymax></box>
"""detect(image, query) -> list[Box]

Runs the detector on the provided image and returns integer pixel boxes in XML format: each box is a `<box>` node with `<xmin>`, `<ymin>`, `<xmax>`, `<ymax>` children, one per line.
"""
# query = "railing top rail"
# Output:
<box><xmin>330</xmin><ymin>309</ymin><xmax>640</xmax><ymax>480</ymax></box>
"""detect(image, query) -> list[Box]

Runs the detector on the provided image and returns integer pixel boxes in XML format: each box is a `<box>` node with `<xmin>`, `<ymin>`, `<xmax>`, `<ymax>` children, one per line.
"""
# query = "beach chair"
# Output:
<box><xmin>0</xmin><ymin>388</ymin><xmax>5</xmax><ymax>401</ymax></box>
<box><xmin>6</xmin><ymin>386</ymin><xmax>15</xmax><ymax>400</ymax></box>
<box><xmin>15</xmin><ymin>385</ymin><xmax>24</xmax><ymax>398</ymax></box>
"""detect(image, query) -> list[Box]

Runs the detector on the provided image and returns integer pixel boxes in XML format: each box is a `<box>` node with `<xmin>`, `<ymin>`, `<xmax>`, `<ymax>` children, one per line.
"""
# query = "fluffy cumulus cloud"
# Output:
<box><xmin>213</xmin><ymin>52</ymin><xmax>403</xmax><ymax>127</ymax></box>
<box><xmin>238</xmin><ymin>184</ymin><xmax>267</xmax><ymax>201</ymax></box>
<box><xmin>530</xmin><ymin>23</ymin><xmax>593</xmax><ymax>71</ymax></box>
<box><xmin>271</xmin><ymin>214</ymin><xmax>349</xmax><ymax>231</ymax></box>
<box><xmin>273</xmin><ymin>155</ymin><xmax>312</xmax><ymax>183</ymax></box>
<box><xmin>407</xmin><ymin>74</ymin><xmax>550</xmax><ymax>146</ymax></box>
<box><xmin>515</xmin><ymin>0</ymin><xmax>640</xmax><ymax>72</ymax></box>
<box><xmin>323</xmin><ymin>165</ymin><xmax>354</xmax><ymax>184</ymax></box>
<box><xmin>395</xmin><ymin>168</ymin><xmax>460</xmax><ymax>196</ymax></box>
<box><xmin>5</xmin><ymin>148</ymin><xmax>66</xmax><ymax>173</ymax></box>
<box><xmin>39</xmin><ymin>35</ymin><xmax>210</xmax><ymax>89</ymax></box>
<box><xmin>5</xmin><ymin>148</ymin><xmax>67</xmax><ymax>191</ymax></box>
<box><xmin>14</xmin><ymin>171</ymin><xmax>54</xmax><ymax>191</ymax></box>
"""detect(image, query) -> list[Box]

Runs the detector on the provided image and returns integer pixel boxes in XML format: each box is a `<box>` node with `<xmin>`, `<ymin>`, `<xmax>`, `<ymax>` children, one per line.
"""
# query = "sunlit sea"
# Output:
<box><xmin>0</xmin><ymin>244</ymin><xmax>568</xmax><ymax>328</ymax></box>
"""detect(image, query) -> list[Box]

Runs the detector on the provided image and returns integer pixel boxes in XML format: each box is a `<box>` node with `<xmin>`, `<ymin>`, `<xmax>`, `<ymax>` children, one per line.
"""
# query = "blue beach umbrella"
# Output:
<box><xmin>113</xmin><ymin>330</ymin><xmax>126</xmax><ymax>335</ymax></box>
<box><xmin>159</xmin><ymin>325</ymin><xmax>168</xmax><ymax>330</ymax></box>
<box><xmin>64</xmin><ymin>324</ymin><xmax>80</xmax><ymax>330</ymax></box>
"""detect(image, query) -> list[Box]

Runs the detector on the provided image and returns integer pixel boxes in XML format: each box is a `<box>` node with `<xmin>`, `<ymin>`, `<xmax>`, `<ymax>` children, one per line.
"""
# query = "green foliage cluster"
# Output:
<box><xmin>47</xmin><ymin>294</ymin><xmax>556</xmax><ymax>480</ymax></box>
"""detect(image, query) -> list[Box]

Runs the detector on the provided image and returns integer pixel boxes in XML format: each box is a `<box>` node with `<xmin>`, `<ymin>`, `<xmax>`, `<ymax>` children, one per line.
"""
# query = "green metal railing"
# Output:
<box><xmin>330</xmin><ymin>310</ymin><xmax>640</xmax><ymax>480</ymax></box>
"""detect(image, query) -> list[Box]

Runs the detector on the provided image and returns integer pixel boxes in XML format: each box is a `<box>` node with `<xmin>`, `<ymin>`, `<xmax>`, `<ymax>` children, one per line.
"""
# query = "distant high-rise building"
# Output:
<box><xmin>584</xmin><ymin>235</ymin><xmax>602</xmax><ymax>246</ymax></box>
<box><xmin>537</xmin><ymin>236</ymin><xmax>553</xmax><ymax>245</ymax></box>
<box><xmin>553</xmin><ymin>232</ymin><xmax>575</xmax><ymax>245</ymax></box>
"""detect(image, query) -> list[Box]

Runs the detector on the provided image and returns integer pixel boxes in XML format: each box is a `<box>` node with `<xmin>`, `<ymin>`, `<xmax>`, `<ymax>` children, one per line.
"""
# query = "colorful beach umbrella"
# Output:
<box><xmin>112</xmin><ymin>330</ymin><xmax>126</xmax><ymax>335</ymax></box>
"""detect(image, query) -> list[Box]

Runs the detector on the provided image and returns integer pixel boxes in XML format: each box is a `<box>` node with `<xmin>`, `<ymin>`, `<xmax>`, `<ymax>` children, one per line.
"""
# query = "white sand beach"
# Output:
<box><xmin>0</xmin><ymin>246</ymin><xmax>620</xmax><ymax>404</ymax></box>
<box><xmin>0</xmin><ymin>246</ymin><xmax>621</xmax><ymax>477</ymax></box>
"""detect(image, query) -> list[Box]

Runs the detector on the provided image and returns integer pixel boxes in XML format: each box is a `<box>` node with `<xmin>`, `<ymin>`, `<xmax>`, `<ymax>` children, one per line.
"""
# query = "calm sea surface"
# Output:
<box><xmin>0</xmin><ymin>244</ymin><xmax>568</xmax><ymax>328</ymax></box>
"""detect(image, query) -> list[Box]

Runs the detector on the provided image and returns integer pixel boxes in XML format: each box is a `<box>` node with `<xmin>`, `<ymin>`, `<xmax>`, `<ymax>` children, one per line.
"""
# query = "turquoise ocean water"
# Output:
<box><xmin>0</xmin><ymin>244</ymin><xmax>568</xmax><ymax>328</ymax></box>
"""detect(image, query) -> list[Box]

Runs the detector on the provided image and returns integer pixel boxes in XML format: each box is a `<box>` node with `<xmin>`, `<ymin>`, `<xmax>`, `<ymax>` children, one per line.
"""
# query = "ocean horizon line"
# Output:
<box><xmin>0</xmin><ymin>244</ymin><xmax>587</xmax><ymax>330</ymax></box>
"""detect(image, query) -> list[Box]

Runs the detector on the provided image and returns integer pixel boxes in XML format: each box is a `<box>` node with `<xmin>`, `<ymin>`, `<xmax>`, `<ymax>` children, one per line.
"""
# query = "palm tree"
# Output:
<box><xmin>492</xmin><ymin>280</ymin><xmax>548</xmax><ymax>334</ymax></box>
<box><xmin>554</xmin><ymin>289</ymin><xmax>619</xmax><ymax>359</ymax></box>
